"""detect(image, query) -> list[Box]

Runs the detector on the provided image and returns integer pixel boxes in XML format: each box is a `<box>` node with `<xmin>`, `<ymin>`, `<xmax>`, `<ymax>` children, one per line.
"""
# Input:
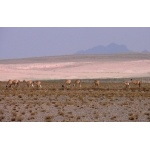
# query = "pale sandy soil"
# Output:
<box><xmin>1</xmin><ymin>53</ymin><xmax>150</xmax><ymax>122</ymax></box>
<box><xmin>0</xmin><ymin>53</ymin><xmax>150</xmax><ymax>81</ymax></box>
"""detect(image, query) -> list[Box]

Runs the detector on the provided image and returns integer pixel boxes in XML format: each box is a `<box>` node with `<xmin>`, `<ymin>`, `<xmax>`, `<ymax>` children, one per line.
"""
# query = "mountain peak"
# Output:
<box><xmin>108</xmin><ymin>42</ymin><xmax>117</xmax><ymax>46</ymax></box>
<box><xmin>142</xmin><ymin>49</ymin><xmax>149</xmax><ymax>53</ymax></box>
<box><xmin>76</xmin><ymin>43</ymin><xmax>130</xmax><ymax>54</ymax></box>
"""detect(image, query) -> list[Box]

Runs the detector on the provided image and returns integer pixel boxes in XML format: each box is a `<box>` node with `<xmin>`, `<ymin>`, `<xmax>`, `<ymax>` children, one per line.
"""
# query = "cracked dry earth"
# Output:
<box><xmin>1</xmin><ymin>80</ymin><xmax>150</xmax><ymax>122</ymax></box>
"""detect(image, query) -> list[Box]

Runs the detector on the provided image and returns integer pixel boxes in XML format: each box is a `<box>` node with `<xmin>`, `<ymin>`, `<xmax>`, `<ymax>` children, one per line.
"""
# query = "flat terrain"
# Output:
<box><xmin>1</xmin><ymin>79</ymin><xmax>150</xmax><ymax>122</ymax></box>
<box><xmin>1</xmin><ymin>53</ymin><xmax>150</xmax><ymax>80</ymax></box>
<box><xmin>0</xmin><ymin>53</ymin><xmax>150</xmax><ymax>122</ymax></box>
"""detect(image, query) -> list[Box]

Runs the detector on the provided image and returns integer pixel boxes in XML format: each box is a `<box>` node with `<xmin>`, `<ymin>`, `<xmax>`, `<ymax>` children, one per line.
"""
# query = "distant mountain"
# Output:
<box><xmin>76</xmin><ymin>43</ymin><xmax>131</xmax><ymax>54</ymax></box>
<box><xmin>142</xmin><ymin>49</ymin><xmax>149</xmax><ymax>53</ymax></box>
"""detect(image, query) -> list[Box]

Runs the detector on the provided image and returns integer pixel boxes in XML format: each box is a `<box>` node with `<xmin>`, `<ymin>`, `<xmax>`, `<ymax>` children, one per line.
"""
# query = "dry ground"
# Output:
<box><xmin>1</xmin><ymin>53</ymin><xmax>150</xmax><ymax>80</ymax></box>
<box><xmin>1</xmin><ymin>79</ymin><xmax>150</xmax><ymax>122</ymax></box>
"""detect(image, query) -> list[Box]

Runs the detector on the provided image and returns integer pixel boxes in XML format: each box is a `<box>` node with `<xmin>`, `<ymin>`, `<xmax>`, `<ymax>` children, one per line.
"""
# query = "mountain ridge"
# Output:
<box><xmin>76</xmin><ymin>43</ymin><xmax>131</xmax><ymax>54</ymax></box>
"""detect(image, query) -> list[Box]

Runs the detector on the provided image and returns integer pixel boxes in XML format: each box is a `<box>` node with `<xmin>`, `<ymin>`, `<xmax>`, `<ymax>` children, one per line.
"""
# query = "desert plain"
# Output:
<box><xmin>0</xmin><ymin>53</ymin><xmax>150</xmax><ymax>122</ymax></box>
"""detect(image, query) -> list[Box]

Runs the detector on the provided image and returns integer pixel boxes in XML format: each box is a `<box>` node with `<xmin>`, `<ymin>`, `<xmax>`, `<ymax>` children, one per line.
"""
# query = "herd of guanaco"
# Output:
<box><xmin>5</xmin><ymin>79</ymin><xmax>42</xmax><ymax>89</ymax></box>
<box><xmin>4</xmin><ymin>78</ymin><xmax>141</xmax><ymax>90</ymax></box>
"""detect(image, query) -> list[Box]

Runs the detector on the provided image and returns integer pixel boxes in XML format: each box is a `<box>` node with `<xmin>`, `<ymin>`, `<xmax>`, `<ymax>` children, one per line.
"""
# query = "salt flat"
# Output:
<box><xmin>0</xmin><ymin>53</ymin><xmax>150</xmax><ymax>81</ymax></box>
<box><xmin>1</xmin><ymin>53</ymin><xmax>150</xmax><ymax>122</ymax></box>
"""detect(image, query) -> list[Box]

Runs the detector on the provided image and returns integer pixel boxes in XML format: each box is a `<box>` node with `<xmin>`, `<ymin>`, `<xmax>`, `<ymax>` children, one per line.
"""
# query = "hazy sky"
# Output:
<box><xmin>0</xmin><ymin>27</ymin><xmax>150</xmax><ymax>59</ymax></box>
